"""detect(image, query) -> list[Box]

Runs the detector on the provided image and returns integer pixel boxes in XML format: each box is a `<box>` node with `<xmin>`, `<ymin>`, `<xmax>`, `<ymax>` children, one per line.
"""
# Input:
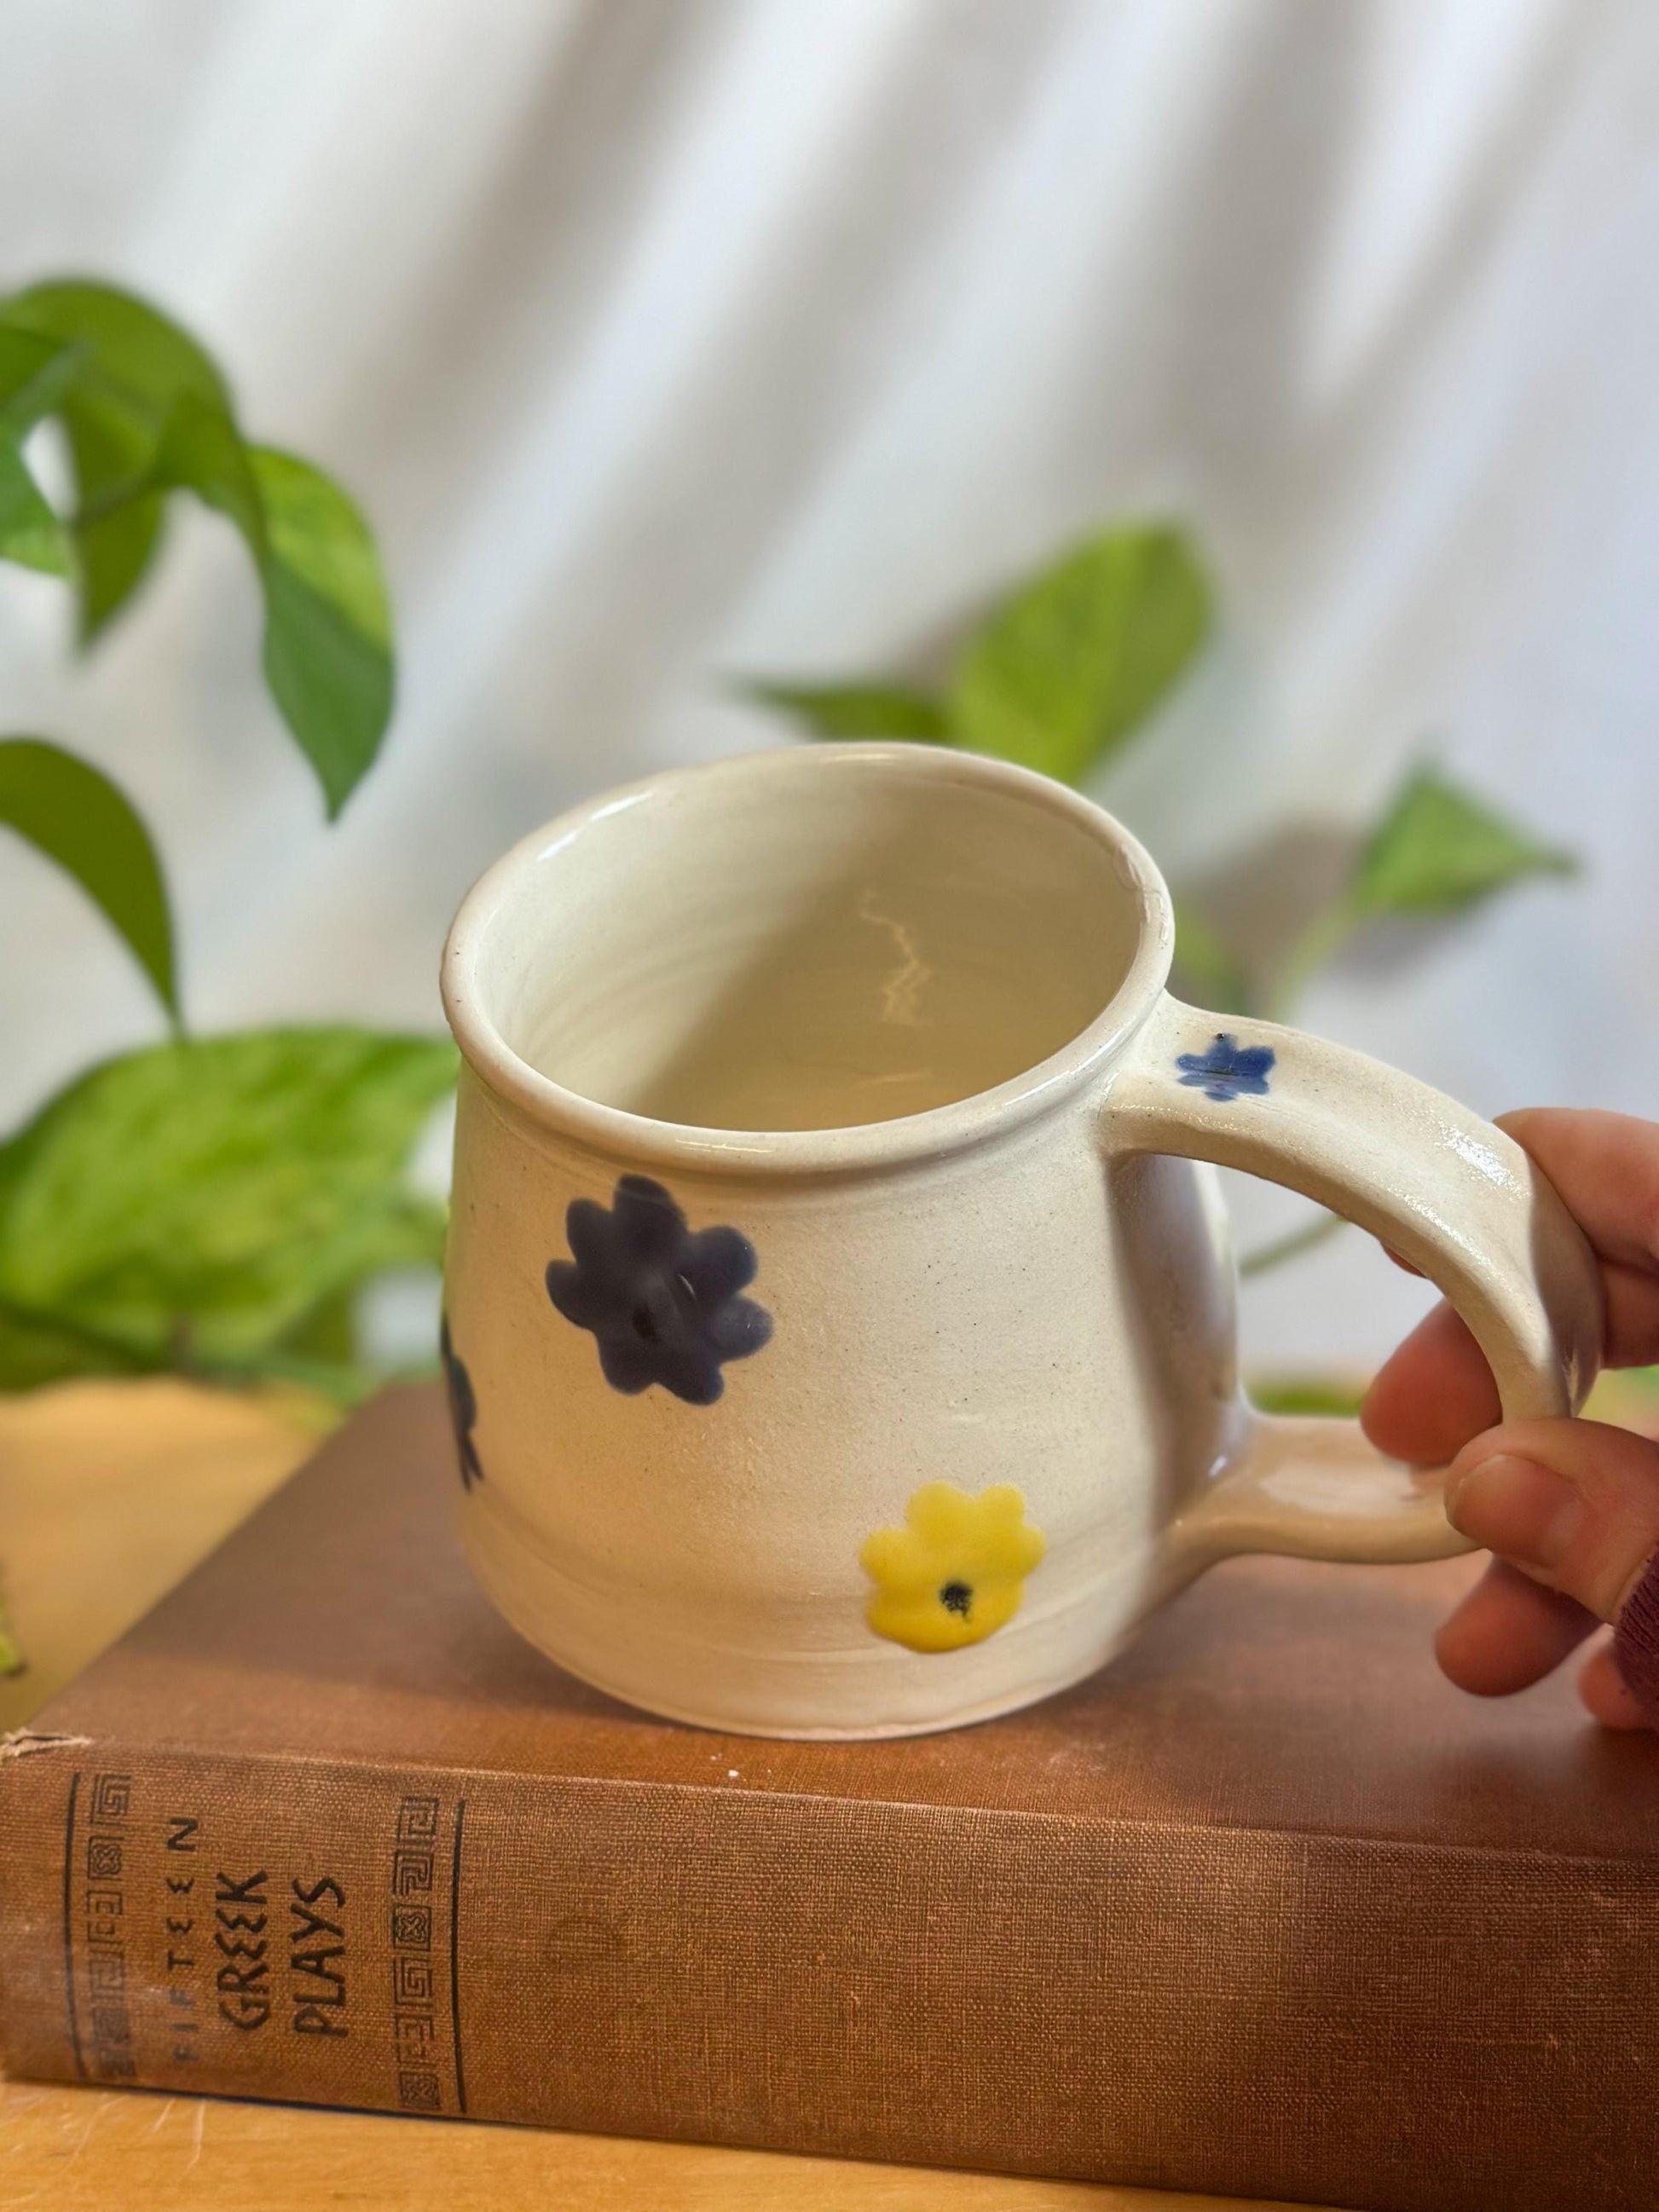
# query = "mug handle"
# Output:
<box><xmin>1104</xmin><ymin>996</ymin><xmax>1604</xmax><ymax>1574</ymax></box>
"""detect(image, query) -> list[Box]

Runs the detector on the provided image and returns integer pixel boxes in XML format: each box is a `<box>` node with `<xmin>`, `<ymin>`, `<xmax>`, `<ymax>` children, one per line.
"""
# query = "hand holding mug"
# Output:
<box><xmin>1365</xmin><ymin>1107</ymin><xmax>1659</xmax><ymax>1730</ymax></box>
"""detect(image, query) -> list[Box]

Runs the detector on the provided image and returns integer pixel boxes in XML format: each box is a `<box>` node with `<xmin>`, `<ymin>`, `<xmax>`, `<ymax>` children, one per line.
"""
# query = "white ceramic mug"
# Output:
<box><xmin>439</xmin><ymin>744</ymin><xmax>1601</xmax><ymax>1740</ymax></box>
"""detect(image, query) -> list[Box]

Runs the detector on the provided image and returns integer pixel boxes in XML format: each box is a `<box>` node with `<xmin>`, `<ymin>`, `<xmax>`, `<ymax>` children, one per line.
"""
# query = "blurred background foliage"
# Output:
<box><xmin>0</xmin><ymin>283</ymin><xmax>450</xmax><ymax>1451</ymax></box>
<box><xmin>2</xmin><ymin>279</ymin><xmax>1648</xmax><ymax>1667</ymax></box>
<box><xmin>0</xmin><ymin>292</ymin><xmax>1592</xmax><ymax>1428</ymax></box>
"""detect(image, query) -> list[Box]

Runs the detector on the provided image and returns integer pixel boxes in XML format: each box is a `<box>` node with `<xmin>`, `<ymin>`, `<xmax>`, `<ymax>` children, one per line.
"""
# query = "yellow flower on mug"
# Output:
<box><xmin>859</xmin><ymin>1482</ymin><xmax>1047</xmax><ymax>1654</ymax></box>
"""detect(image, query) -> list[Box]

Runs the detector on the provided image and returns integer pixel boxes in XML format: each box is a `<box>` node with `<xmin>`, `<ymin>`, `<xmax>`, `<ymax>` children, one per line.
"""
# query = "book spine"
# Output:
<box><xmin>3</xmin><ymin>1738</ymin><xmax>1657</xmax><ymax>2212</ymax></box>
<box><xmin>1</xmin><ymin>1744</ymin><xmax>479</xmax><ymax>2121</ymax></box>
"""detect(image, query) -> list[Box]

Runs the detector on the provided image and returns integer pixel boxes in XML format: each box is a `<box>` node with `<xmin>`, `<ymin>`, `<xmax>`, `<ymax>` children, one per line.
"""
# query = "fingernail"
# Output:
<box><xmin>1445</xmin><ymin>1453</ymin><xmax>1583</xmax><ymax>1570</ymax></box>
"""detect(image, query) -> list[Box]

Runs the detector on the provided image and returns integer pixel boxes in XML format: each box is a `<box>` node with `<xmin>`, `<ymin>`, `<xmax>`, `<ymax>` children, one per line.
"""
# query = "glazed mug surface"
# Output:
<box><xmin>440</xmin><ymin>743</ymin><xmax>1601</xmax><ymax>1739</ymax></box>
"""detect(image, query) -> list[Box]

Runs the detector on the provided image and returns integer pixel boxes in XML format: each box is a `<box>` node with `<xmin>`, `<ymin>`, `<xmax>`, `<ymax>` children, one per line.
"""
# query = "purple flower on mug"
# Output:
<box><xmin>440</xmin><ymin>1315</ymin><xmax>485</xmax><ymax>1491</ymax></box>
<box><xmin>546</xmin><ymin>1175</ymin><xmax>772</xmax><ymax>1405</ymax></box>
<box><xmin>1176</xmin><ymin>1032</ymin><xmax>1275</xmax><ymax>1103</ymax></box>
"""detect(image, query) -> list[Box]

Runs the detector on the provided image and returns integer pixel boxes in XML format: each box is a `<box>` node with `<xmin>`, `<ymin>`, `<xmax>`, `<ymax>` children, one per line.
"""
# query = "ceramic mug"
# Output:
<box><xmin>439</xmin><ymin>743</ymin><xmax>1601</xmax><ymax>1740</ymax></box>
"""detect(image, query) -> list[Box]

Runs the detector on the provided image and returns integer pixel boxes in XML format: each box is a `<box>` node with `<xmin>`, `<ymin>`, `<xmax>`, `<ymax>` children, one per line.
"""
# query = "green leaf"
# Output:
<box><xmin>2</xmin><ymin>281</ymin><xmax>229</xmax><ymax>419</ymax></box>
<box><xmin>1351</xmin><ymin>767</ymin><xmax>1576</xmax><ymax>917</ymax></box>
<box><xmin>0</xmin><ymin>1028</ymin><xmax>456</xmax><ymax>1392</ymax></box>
<box><xmin>0</xmin><ymin>327</ymin><xmax>82</xmax><ymax>574</ymax></box>
<box><xmin>0</xmin><ymin>445</ymin><xmax>72</xmax><ymax>575</ymax></box>
<box><xmin>738</xmin><ymin>680</ymin><xmax>947</xmax><ymax>743</ymax></box>
<box><xmin>1</xmin><ymin>281</ymin><xmax>230</xmax><ymax>639</ymax></box>
<box><xmin>0</xmin><ymin>283</ymin><xmax>396</xmax><ymax>807</ymax></box>
<box><xmin>0</xmin><ymin>1297</ymin><xmax>144</xmax><ymax>1392</ymax></box>
<box><xmin>251</xmin><ymin>448</ymin><xmax>390</xmax><ymax>650</ymax></box>
<box><xmin>0</xmin><ymin>737</ymin><xmax>178</xmax><ymax>1019</ymax></box>
<box><xmin>259</xmin><ymin>1194</ymin><xmax>450</xmax><ymax>1405</ymax></box>
<box><xmin>147</xmin><ymin>413</ymin><xmax>393</xmax><ymax>814</ymax></box>
<box><xmin>948</xmin><ymin>523</ymin><xmax>1212</xmax><ymax>783</ymax></box>
<box><xmin>63</xmin><ymin>396</ymin><xmax>167</xmax><ymax>641</ymax></box>
<box><xmin>250</xmin><ymin>448</ymin><xmax>393</xmax><ymax>814</ymax></box>
<box><xmin>0</xmin><ymin>325</ymin><xmax>84</xmax><ymax>439</ymax></box>
<box><xmin>1247</xmin><ymin>1372</ymin><xmax>1368</xmax><ymax>1418</ymax></box>
<box><xmin>153</xmin><ymin>390</ymin><xmax>265</xmax><ymax>541</ymax></box>
<box><xmin>272</xmin><ymin>1283</ymin><xmax>362</xmax><ymax>1369</ymax></box>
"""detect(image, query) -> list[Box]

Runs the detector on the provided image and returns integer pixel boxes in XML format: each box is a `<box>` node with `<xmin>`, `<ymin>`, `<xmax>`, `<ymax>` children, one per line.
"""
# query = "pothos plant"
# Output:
<box><xmin>742</xmin><ymin>520</ymin><xmax>1581</xmax><ymax>1412</ymax></box>
<box><xmin>0</xmin><ymin>281</ymin><xmax>457</xmax><ymax>1669</ymax></box>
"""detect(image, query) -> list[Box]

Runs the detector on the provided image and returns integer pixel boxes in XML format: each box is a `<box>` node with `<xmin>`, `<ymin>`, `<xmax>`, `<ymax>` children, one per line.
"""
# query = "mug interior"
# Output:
<box><xmin>466</xmin><ymin>750</ymin><xmax>1154</xmax><ymax>1135</ymax></box>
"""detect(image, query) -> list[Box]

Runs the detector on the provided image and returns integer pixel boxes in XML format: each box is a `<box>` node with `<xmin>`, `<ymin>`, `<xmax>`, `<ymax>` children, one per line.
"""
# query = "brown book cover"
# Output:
<box><xmin>1</xmin><ymin>1387</ymin><xmax>1656</xmax><ymax>2211</ymax></box>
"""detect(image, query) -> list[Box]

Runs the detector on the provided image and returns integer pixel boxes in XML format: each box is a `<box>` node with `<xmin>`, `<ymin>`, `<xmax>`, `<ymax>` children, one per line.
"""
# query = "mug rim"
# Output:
<box><xmin>440</xmin><ymin>742</ymin><xmax>1175</xmax><ymax>1177</ymax></box>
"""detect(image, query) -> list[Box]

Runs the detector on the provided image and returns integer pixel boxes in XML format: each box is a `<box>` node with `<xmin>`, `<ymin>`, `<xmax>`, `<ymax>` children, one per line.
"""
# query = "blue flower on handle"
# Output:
<box><xmin>1176</xmin><ymin>1032</ymin><xmax>1275</xmax><ymax>1102</ymax></box>
<box><xmin>546</xmin><ymin>1174</ymin><xmax>772</xmax><ymax>1405</ymax></box>
<box><xmin>439</xmin><ymin>1315</ymin><xmax>484</xmax><ymax>1492</ymax></box>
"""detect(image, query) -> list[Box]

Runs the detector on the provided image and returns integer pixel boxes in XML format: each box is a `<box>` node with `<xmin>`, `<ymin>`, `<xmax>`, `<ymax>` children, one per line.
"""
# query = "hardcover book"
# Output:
<box><xmin>1</xmin><ymin>1388</ymin><xmax>1655</xmax><ymax>2212</ymax></box>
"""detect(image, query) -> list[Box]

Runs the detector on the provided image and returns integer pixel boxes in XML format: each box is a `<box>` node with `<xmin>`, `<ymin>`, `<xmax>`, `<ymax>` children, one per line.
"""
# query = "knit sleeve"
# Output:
<box><xmin>1612</xmin><ymin>1551</ymin><xmax>1659</xmax><ymax>1720</ymax></box>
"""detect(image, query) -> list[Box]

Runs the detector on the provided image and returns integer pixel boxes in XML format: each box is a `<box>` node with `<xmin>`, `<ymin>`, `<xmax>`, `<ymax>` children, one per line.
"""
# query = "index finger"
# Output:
<box><xmin>1361</xmin><ymin>1299</ymin><xmax>1498</xmax><ymax>1466</ymax></box>
<box><xmin>1362</xmin><ymin>1107</ymin><xmax>1659</xmax><ymax>1466</ymax></box>
<box><xmin>1496</xmin><ymin>1108</ymin><xmax>1659</xmax><ymax>1276</ymax></box>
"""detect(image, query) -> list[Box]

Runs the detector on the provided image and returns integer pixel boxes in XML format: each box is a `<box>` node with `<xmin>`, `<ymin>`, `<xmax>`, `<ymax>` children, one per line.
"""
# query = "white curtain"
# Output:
<box><xmin>3</xmin><ymin>0</ymin><xmax>1656</xmax><ymax>1371</ymax></box>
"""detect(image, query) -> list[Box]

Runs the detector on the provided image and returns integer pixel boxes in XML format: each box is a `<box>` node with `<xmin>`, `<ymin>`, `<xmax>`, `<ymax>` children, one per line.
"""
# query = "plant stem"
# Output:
<box><xmin>1169</xmin><ymin>898</ymin><xmax>1257</xmax><ymax>1017</ymax></box>
<box><xmin>1228</xmin><ymin>886</ymin><xmax>1370</xmax><ymax>1279</ymax></box>
<box><xmin>1263</xmin><ymin>896</ymin><xmax>1360</xmax><ymax>1025</ymax></box>
<box><xmin>72</xmin><ymin>471</ymin><xmax>155</xmax><ymax>530</ymax></box>
<box><xmin>1239</xmin><ymin>1210</ymin><xmax>1349</xmax><ymax>1279</ymax></box>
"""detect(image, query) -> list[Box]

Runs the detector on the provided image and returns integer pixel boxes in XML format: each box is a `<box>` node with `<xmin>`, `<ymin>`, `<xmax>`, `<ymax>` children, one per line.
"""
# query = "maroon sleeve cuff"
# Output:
<box><xmin>1612</xmin><ymin>1548</ymin><xmax>1659</xmax><ymax>1720</ymax></box>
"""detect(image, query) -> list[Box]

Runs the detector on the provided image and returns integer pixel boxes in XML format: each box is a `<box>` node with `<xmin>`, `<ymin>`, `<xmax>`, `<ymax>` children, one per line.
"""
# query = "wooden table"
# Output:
<box><xmin>0</xmin><ymin>1379</ymin><xmax>1336</xmax><ymax>2212</ymax></box>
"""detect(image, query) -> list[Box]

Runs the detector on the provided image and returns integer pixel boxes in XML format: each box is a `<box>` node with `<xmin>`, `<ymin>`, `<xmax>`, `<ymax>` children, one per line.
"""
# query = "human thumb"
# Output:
<box><xmin>1445</xmin><ymin>1417</ymin><xmax>1659</xmax><ymax>1623</ymax></box>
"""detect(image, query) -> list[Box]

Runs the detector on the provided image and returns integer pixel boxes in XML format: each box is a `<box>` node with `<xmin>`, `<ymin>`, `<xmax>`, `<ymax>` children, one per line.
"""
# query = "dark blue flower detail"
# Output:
<box><xmin>546</xmin><ymin>1174</ymin><xmax>772</xmax><ymax>1405</ymax></box>
<box><xmin>1176</xmin><ymin>1032</ymin><xmax>1275</xmax><ymax>1102</ymax></box>
<box><xmin>440</xmin><ymin>1315</ymin><xmax>484</xmax><ymax>1491</ymax></box>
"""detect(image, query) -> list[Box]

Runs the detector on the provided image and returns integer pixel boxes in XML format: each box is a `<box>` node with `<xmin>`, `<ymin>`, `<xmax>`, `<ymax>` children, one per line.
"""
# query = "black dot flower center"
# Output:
<box><xmin>631</xmin><ymin>1304</ymin><xmax>660</xmax><ymax>1343</ymax></box>
<box><xmin>939</xmin><ymin>1580</ymin><xmax>973</xmax><ymax>1618</ymax></box>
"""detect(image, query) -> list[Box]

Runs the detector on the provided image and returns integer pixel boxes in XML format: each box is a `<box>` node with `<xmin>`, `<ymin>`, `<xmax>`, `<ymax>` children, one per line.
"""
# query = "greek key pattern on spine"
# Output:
<box><xmin>388</xmin><ymin>1793</ymin><xmax>441</xmax><ymax>2110</ymax></box>
<box><xmin>83</xmin><ymin>1772</ymin><xmax>135</xmax><ymax>2081</ymax></box>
